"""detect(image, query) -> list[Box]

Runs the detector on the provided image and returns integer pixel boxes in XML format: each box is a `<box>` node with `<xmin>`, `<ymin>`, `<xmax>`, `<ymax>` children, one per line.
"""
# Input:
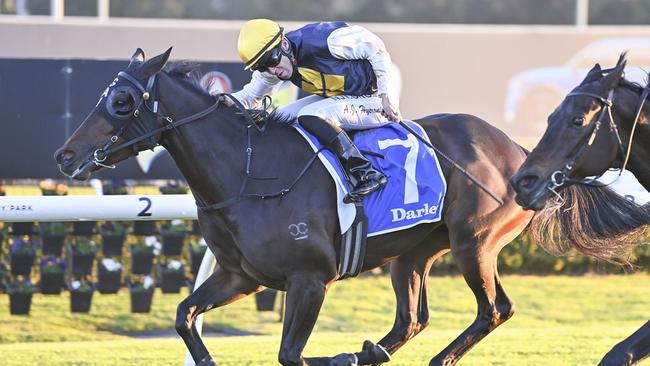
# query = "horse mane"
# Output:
<box><xmin>527</xmin><ymin>184</ymin><xmax>650</xmax><ymax>265</ymax></box>
<box><xmin>163</xmin><ymin>62</ymin><xmax>296</xmax><ymax>129</ymax></box>
<box><xmin>163</xmin><ymin>61</ymin><xmax>209</xmax><ymax>96</ymax></box>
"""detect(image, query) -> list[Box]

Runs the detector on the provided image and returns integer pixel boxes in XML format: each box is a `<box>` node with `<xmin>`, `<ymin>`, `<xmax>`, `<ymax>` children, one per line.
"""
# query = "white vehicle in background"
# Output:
<box><xmin>504</xmin><ymin>38</ymin><xmax>650</xmax><ymax>136</ymax></box>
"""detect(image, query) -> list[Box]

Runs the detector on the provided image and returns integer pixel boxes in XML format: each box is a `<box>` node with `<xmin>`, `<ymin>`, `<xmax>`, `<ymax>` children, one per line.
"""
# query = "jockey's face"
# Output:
<box><xmin>266</xmin><ymin>55</ymin><xmax>293</xmax><ymax>80</ymax></box>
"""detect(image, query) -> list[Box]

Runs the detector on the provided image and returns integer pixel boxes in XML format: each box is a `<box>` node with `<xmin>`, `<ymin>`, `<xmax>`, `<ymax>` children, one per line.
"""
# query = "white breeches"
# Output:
<box><xmin>276</xmin><ymin>94</ymin><xmax>393</xmax><ymax>130</ymax></box>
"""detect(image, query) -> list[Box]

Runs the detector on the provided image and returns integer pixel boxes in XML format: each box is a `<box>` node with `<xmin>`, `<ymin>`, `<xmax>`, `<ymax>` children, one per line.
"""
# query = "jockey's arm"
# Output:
<box><xmin>327</xmin><ymin>25</ymin><xmax>402</xmax><ymax>121</ymax></box>
<box><xmin>212</xmin><ymin>70</ymin><xmax>283</xmax><ymax>109</ymax></box>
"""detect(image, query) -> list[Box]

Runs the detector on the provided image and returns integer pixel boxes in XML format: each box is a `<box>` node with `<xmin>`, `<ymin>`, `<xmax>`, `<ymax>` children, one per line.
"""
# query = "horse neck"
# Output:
<box><xmin>614</xmin><ymin>86</ymin><xmax>650</xmax><ymax>189</ymax></box>
<box><xmin>156</xmin><ymin>73</ymin><xmax>248</xmax><ymax>206</ymax></box>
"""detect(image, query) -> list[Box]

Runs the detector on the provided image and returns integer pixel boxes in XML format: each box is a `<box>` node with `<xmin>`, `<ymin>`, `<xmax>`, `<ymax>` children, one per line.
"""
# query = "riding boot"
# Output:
<box><xmin>329</xmin><ymin>131</ymin><xmax>387</xmax><ymax>202</ymax></box>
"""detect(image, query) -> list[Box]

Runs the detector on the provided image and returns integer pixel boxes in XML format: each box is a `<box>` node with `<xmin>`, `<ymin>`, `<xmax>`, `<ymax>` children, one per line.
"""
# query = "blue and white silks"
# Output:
<box><xmin>294</xmin><ymin>120</ymin><xmax>447</xmax><ymax>236</ymax></box>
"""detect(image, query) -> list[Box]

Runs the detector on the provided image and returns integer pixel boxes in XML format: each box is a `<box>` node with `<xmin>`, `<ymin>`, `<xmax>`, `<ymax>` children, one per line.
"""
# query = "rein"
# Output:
<box><xmin>86</xmin><ymin>69</ymin><xmax>319</xmax><ymax>212</ymax></box>
<box><xmin>547</xmin><ymin>83</ymin><xmax>647</xmax><ymax>200</ymax></box>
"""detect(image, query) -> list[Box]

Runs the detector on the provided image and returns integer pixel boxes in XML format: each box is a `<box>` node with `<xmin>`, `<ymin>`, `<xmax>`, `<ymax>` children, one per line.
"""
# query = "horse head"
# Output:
<box><xmin>55</xmin><ymin>48</ymin><xmax>174</xmax><ymax>180</ymax></box>
<box><xmin>510</xmin><ymin>54</ymin><xmax>629</xmax><ymax>210</ymax></box>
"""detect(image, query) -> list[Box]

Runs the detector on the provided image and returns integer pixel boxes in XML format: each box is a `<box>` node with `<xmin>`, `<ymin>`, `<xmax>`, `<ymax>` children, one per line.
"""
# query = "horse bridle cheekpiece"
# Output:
<box><xmin>546</xmin><ymin>80</ymin><xmax>648</xmax><ymax>199</ymax></box>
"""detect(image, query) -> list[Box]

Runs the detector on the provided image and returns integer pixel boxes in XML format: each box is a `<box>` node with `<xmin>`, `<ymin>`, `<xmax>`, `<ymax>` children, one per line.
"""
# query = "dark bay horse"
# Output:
<box><xmin>54</xmin><ymin>48</ymin><xmax>643</xmax><ymax>366</ymax></box>
<box><xmin>511</xmin><ymin>54</ymin><xmax>650</xmax><ymax>365</ymax></box>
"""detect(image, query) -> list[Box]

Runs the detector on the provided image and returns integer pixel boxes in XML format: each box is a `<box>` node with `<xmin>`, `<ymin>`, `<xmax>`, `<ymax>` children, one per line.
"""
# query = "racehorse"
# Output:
<box><xmin>510</xmin><ymin>54</ymin><xmax>650</xmax><ymax>365</ymax></box>
<box><xmin>55</xmin><ymin>48</ymin><xmax>649</xmax><ymax>366</ymax></box>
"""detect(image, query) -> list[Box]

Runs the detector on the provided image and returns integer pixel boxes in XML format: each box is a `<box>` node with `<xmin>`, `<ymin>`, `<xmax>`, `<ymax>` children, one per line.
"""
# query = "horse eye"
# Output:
<box><xmin>572</xmin><ymin>116</ymin><xmax>585</xmax><ymax>126</ymax></box>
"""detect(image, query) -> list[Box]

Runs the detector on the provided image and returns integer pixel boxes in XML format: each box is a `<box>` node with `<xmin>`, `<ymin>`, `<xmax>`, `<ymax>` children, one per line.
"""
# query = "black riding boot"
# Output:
<box><xmin>329</xmin><ymin>131</ymin><xmax>387</xmax><ymax>202</ymax></box>
<box><xmin>298</xmin><ymin>115</ymin><xmax>387</xmax><ymax>202</ymax></box>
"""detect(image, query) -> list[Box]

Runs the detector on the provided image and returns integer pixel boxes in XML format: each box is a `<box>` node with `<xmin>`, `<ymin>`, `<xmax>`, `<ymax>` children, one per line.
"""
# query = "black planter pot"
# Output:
<box><xmin>131</xmin><ymin>250</ymin><xmax>155</xmax><ymax>275</ymax></box>
<box><xmin>132</xmin><ymin>221</ymin><xmax>156</xmax><ymax>236</ymax></box>
<box><xmin>9</xmin><ymin>293</ymin><xmax>33</xmax><ymax>315</ymax></box>
<box><xmin>72</xmin><ymin>221</ymin><xmax>97</xmax><ymax>236</ymax></box>
<box><xmin>129</xmin><ymin>289</ymin><xmax>154</xmax><ymax>313</ymax></box>
<box><xmin>97</xmin><ymin>267</ymin><xmax>122</xmax><ymax>294</ymax></box>
<box><xmin>101</xmin><ymin>235</ymin><xmax>125</xmax><ymax>257</ymax></box>
<box><xmin>159</xmin><ymin>270</ymin><xmax>186</xmax><ymax>294</ymax></box>
<box><xmin>190</xmin><ymin>248</ymin><xmax>207</xmax><ymax>277</ymax></box>
<box><xmin>10</xmin><ymin>253</ymin><xmax>35</xmax><ymax>276</ymax></box>
<box><xmin>255</xmin><ymin>289</ymin><xmax>278</xmax><ymax>311</ymax></box>
<box><xmin>41</xmin><ymin>235</ymin><xmax>66</xmax><ymax>256</ymax></box>
<box><xmin>11</xmin><ymin>222</ymin><xmax>35</xmax><ymax>236</ymax></box>
<box><xmin>70</xmin><ymin>290</ymin><xmax>94</xmax><ymax>313</ymax></box>
<box><xmin>40</xmin><ymin>272</ymin><xmax>65</xmax><ymax>295</ymax></box>
<box><xmin>161</xmin><ymin>234</ymin><xmax>185</xmax><ymax>256</ymax></box>
<box><xmin>72</xmin><ymin>253</ymin><xmax>95</xmax><ymax>277</ymax></box>
<box><xmin>190</xmin><ymin>221</ymin><xmax>202</xmax><ymax>235</ymax></box>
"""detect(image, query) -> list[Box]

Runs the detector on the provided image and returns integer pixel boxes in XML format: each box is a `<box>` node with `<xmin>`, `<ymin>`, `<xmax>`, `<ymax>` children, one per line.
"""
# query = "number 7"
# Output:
<box><xmin>377</xmin><ymin>133</ymin><xmax>419</xmax><ymax>204</ymax></box>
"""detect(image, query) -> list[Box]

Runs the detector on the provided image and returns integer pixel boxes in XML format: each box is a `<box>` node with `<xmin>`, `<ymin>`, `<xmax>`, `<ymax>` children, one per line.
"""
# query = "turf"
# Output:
<box><xmin>0</xmin><ymin>274</ymin><xmax>647</xmax><ymax>365</ymax></box>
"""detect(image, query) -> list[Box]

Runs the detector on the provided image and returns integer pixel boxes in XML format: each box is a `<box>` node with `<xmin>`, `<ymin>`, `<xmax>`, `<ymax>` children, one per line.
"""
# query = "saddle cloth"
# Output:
<box><xmin>294</xmin><ymin>120</ymin><xmax>447</xmax><ymax>236</ymax></box>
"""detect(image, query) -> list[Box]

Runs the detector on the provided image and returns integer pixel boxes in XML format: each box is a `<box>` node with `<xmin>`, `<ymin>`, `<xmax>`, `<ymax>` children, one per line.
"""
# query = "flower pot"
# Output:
<box><xmin>72</xmin><ymin>253</ymin><xmax>95</xmax><ymax>277</ymax></box>
<box><xmin>190</xmin><ymin>221</ymin><xmax>202</xmax><ymax>235</ymax></box>
<box><xmin>190</xmin><ymin>248</ymin><xmax>207</xmax><ymax>277</ymax></box>
<box><xmin>131</xmin><ymin>251</ymin><xmax>155</xmax><ymax>275</ymax></box>
<box><xmin>133</xmin><ymin>221</ymin><xmax>156</xmax><ymax>236</ymax></box>
<box><xmin>39</xmin><ymin>272</ymin><xmax>65</xmax><ymax>295</ymax></box>
<box><xmin>72</xmin><ymin>221</ymin><xmax>97</xmax><ymax>236</ymax></box>
<box><xmin>129</xmin><ymin>289</ymin><xmax>154</xmax><ymax>313</ymax></box>
<box><xmin>41</xmin><ymin>234</ymin><xmax>66</xmax><ymax>256</ymax></box>
<box><xmin>255</xmin><ymin>289</ymin><xmax>278</xmax><ymax>311</ymax></box>
<box><xmin>101</xmin><ymin>235</ymin><xmax>125</xmax><ymax>257</ymax></box>
<box><xmin>161</xmin><ymin>234</ymin><xmax>185</xmax><ymax>256</ymax></box>
<box><xmin>70</xmin><ymin>290</ymin><xmax>94</xmax><ymax>313</ymax></box>
<box><xmin>10</xmin><ymin>253</ymin><xmax>35</xmax><ymax>276</ymax></box>
<box><xmin>9</xmin><ymin>293</ymin><xmax>33</xmax><ymax>315</ymax></box>
<box><xmin>11</xmin><ymin>222</ymin><xmax>34</xmax><ymax>236</ymax></box>
<box><xmin>159</xmin><ymin>271</ymin><xmax>186</xmax><ymax>294</ymax></box>
<box><xmin>97</xmin><ymin>268</ymin><xmax>122</xmax><ymax>294</ymax></box>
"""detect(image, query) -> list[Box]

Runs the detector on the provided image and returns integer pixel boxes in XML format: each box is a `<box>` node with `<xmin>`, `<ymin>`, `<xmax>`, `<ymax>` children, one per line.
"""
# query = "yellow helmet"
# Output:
<box><xmin>237</xmin><ymin>19</ymin><xmax>284</xmax><ymax>70</ymax></box>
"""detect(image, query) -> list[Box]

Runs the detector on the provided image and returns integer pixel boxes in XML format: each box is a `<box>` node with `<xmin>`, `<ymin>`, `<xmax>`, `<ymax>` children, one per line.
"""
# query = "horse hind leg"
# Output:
<box><xmin>375</xmin><ymin>229</ymin><xmax>450</xmax><ymax>360</ymax></box>
<box><xmin>175</xmin><ymin>267</ymin><xmax>261</xmax><ymax>365</ymax></box>
<box><xmin>429</xmin><ymin>233</ymin><xmax>515</xmax><ymax>366</ymax></box>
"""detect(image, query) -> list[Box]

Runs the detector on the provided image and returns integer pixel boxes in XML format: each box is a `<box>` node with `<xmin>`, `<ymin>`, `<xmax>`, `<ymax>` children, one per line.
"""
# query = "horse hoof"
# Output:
<box><xmin>358</xmin><ymin>340</ymin><xmax>390</xmax><ymax>364</ymax></box>
<box><xmin>197</xmin><ymin>354</ymin><xmax>218</xmax><ymax>366</ymax></box>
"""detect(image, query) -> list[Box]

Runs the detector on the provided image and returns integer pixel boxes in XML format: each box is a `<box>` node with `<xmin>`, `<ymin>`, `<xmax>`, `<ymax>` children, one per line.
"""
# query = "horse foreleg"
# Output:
<box><xmin>377</xmin><ymin>231</ymin><xmax>450</xmax><ymax>358</ymax></box>
<box><xmin>599</xmin><ymin>320</ymin><xmax>650</xmax><ymax>366</ymax></box>
<box><xmin>429</xmin><ymin>241</ymin><xmax>514</xmax><ymax>366</ymax></box>
<box><xmin>278</xmin><ymin>274</ymin><xmax>330</xmax><ymax>366</ymax></box>
<box><xmin>175</xmin><ymin>267</ymin><xmax>261</xmax><ymax>365</ymax></box>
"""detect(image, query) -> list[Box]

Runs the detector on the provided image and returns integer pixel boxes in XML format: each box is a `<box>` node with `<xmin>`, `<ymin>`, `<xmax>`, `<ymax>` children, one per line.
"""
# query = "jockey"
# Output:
<box><xmin>213</xmin><ymin>19</ymin><xmax>402</xmax><ymax>202</ymax></box>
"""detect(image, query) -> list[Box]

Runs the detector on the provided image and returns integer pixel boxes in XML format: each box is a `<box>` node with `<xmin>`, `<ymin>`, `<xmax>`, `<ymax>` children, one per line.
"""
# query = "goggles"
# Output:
<box><xmin>253</xmin><ymin>46</ymin><xmax>283</xmax><ymax>72</ymax></box>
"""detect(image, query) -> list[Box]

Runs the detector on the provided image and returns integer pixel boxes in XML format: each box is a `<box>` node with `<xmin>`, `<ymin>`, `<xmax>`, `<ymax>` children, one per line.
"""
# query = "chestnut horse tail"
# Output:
<box><xmin>526</xmin><ymin>184</ymin><xmax>650</xmax><ymax>263</ymax></box>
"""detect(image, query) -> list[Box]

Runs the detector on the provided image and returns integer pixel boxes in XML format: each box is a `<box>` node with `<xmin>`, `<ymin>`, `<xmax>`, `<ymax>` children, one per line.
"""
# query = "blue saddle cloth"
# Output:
<box><xmin>294</xmin><ymin>120</ymin><xmax>447</xmax><ymax>236</ymax></box>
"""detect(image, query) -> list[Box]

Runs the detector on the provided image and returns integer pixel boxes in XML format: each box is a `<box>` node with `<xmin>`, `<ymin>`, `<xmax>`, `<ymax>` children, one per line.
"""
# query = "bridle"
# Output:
<box><xmin>545</xmin><ymin>81</ymin><xmax>649</xmax><ymax>200</ymax></box>
<box><xmin>73</xmin><ymin>68</ymin><xmax>318</xmax><ymax>212</ymax></box>
<box><xmin>72</xmin><ymin>70</ymin><xmax>220</xmax><ymax>177</ymax></box>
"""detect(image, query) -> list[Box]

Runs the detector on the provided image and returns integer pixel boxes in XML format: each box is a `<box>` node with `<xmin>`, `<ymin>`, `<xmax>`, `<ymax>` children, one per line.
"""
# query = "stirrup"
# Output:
<box><xmin>343</xmin><ymin>177</ymin><xmax>387</xmax><ymax>203</ymax></box>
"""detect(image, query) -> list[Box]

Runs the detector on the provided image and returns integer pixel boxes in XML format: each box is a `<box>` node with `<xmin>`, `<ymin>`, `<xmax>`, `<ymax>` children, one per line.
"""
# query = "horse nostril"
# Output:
<box><xmin>55</xmin><ymin>149</ymin><xmax>76</xmax><ymax>165</ymax></box>
<box><xmin>517</xmin><ymin>175</ymin><xmax>538</xmax><ymax>190</ymax></box>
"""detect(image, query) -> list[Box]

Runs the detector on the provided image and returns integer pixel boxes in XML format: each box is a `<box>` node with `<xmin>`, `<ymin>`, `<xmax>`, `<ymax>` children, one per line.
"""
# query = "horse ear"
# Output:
<box><xmin>141</xmin><ymin>47</ymin><xmax>172</xmax><ymax>76</ymax></box>
<box><xmin>579</xmin><ymin>63</ymin><xmax>602</xmax><ymax>85</ymax></box>
<box><xmin>130</xmin><ymin>48</ymin><xmax>145</xmax><ymax>63</ymax></box>
<box><xmin>601</xmin><ymin>53</ymin><xmax>627</xmax><ymax>90</ymax></box>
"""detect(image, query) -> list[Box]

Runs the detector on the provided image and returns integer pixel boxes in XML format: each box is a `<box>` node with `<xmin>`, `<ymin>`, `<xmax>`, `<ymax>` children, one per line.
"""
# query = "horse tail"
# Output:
<box><xmin>526</xmin><ymin>184</ymin><xmax>650</xmax><ymax>264</ymax></box>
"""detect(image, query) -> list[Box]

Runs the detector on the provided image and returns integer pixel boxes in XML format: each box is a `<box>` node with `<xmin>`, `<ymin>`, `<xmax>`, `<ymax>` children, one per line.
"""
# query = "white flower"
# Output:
<box><xmin>144</xmin><ymin>236</ymin><xmax>159</xmax><ymax>247</ymax></box>
<box><xmin>168</xmin><ymin>260</ymin><xmax>183</xmax><ymax>270</ymax></box>
<box><xmin>101</xmin><ymin>258</ymin><xmax>122</xmax><ymax>271</ymax></box>
<box><xmin>143</xmin><ymin>276</ymin><xmax>154</xmax><ymax>289</ymax></box>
